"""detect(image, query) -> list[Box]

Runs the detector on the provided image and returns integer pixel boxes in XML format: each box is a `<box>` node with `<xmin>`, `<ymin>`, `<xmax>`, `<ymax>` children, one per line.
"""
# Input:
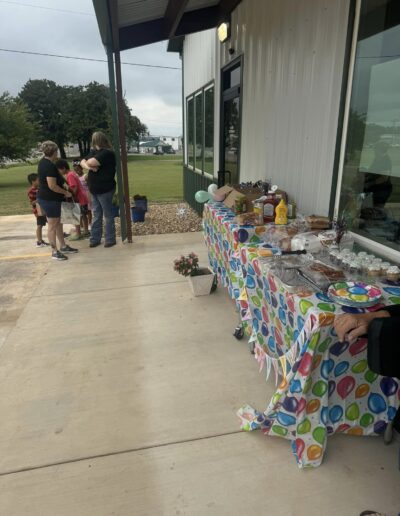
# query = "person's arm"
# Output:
<box><xmin>80</xmin><ymin>158</ymin><xmax>99</xmax><ymax>172</ymax></box>
<box><xmin>334</xmin><ymin>310</ymin><xmax>391</xmax><ymax>343</ymax></box>
<box><xmin>46</xmin><ymin>177</ymin><xmax>72</xmax><ymax>197</ymax></box>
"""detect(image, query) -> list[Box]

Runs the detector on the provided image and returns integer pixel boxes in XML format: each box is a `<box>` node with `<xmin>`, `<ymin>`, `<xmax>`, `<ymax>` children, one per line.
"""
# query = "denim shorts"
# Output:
<box><xmin>37</xmin><ymin>198</ymin><xmax>62</xmax><ymax>218</ymax></box>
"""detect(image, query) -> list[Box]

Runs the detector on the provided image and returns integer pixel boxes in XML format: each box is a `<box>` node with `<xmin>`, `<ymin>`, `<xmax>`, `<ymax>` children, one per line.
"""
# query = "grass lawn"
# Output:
<box><xmin>0</xmin><ymin>156</ymin><xmax>183</xmax><ymax>216</ymax></box>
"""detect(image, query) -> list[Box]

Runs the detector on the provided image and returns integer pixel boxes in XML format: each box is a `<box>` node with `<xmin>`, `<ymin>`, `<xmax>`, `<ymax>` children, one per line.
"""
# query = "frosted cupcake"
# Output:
<box><xmin>387</xmin><ymin>266</ymin><xmax>400</xmax><ymax>281</ymax></box>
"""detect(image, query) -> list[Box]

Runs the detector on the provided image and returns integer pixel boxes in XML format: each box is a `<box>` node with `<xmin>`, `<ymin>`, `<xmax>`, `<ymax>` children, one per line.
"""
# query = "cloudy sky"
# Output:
<box><xmin>0</xmin><ymin>0</ymin><xmax>183</xmax><ymax>136</ymax></box>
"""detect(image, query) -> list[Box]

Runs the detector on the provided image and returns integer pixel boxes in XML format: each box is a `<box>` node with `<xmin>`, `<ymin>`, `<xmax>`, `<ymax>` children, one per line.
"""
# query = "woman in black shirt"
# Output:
<box><xmin>80</xmin><ymin>132</ymin><xmax>117</xmax><ymax>248</ymax></box>
<box><xmin>37</xmin><ymin>141</ymin><xmax>78</xmax><ymax>260</ymax></box>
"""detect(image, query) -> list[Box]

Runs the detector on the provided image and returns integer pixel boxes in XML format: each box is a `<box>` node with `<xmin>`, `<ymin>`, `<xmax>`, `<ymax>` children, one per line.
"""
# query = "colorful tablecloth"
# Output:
<box><xmin>203</xmin><ymin>203</ymin><xmax>400</xmax><ymax>468</ymax></box>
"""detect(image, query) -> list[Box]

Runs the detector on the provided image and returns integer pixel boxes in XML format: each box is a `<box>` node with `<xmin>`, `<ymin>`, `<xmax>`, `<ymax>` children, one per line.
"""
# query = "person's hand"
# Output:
<box><xmin>334</xmin><ymin>311</ymin><xmax>390</xmax><ymax>343</ymax></box>
<box><xmin>64</xmin><ymin>191</ymin><xmax>72</xmax><ymax>198</ymax></box>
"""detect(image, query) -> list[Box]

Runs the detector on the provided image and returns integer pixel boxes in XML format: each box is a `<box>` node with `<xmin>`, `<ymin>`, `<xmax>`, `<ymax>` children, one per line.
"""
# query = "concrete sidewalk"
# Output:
<box><xmin>0</xmin><ymin>218</ymin><xmax>399</xmax><ymax>516</ymax></box>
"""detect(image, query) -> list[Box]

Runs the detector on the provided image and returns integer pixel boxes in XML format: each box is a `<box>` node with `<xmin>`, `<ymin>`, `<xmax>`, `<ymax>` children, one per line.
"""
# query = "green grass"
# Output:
<box><xmin>0</xmin><ymin>157</ymin><xmax>183</xmax><ymax>216</ymax></box>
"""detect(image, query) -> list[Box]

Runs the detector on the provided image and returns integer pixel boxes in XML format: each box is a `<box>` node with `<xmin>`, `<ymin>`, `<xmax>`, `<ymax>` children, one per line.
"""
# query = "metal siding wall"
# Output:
<box><xmin>221</xmin><ymin>0</ymin><xmax>350</xmax><ymax>216</ymax></box>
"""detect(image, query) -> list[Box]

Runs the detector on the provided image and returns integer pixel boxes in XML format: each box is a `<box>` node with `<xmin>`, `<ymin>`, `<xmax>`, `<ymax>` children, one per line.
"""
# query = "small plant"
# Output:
<box><xmin>173</xmin><ymin>252</ymin><xmax>200</xmax><ymax>277</ymax></box>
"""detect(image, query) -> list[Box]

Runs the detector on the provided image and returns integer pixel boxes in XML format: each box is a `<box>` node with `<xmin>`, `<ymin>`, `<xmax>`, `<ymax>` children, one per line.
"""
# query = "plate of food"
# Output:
<box><xmin>327</xmin><ymin>281</ymin><xmax>382</xmax><ymax>308</ymax></box>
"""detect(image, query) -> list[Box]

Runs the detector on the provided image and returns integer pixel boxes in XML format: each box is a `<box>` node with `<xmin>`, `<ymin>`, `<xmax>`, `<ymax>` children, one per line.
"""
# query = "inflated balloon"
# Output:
<box><xmin>349</xmin><ymin>338</ymin><xmax>368</xmax><ymax>356</ymax></box>
<box><xmin>321</xmin><ymin>407</ymin><xmax>329</xmax><ymax>425</ymax></box>
<box><xmin>329</xmin><ymin>405</ymin><xmax>343</xmax><ymax>423</ymax></box>
<box><xmin>295</xmin><ymin>438</ymin><xmax>305</xmax><ymax>458</ymax></box>
<box><xmin>207</xmin><ymin>183</ymin><xmax>218</xmax><ymax>195</ymax></box>
<box><xmin>277</xmin><ymin>411</ymin><xmax>296</xmax><ymax>426</ymax></box>
<box><xmin>306</xmin><ymin>399</ymin><xmax>320</xmax><ymax>414</ymax></box>
<box><xmin>328</xmin><ymin>380</ymin><xmax>336</xmax><ymax>397</ymax></box>
<box><xmin>368</xmin><ymin>393</ymin><xmax>387</xmax><ymax>414</ymax></box>
<box><xmin>334</xmin><ymin>361</ymin><xmax>349</xmax><ymax>377</ymax></box>
<box><xmin>337</xmin><ymin>375</ymin><xmax>355</xmax><ymax>399</ymax></box>
<box><xmin>296</xmin><ymin>397</ymin><xmax>307</xmax><ymax>414</ymax></box>
<box><xmin>321</xmin><ymin>359</ymin><xmax>334</xmax><ymax>380</ymax></box>
<box><xmin>290</xmin><ymin>379</ymin><xmax>302</xmax><ymax>394</ymax></box>
<box><xmin>313</xmin><ymin>426</ymin><xmax>326</xmax><ymax>445</ymax></box>
<box><xmin>213</xmin><ymin>193</ymin><xmax>226</xmax><ymax>202</ymax></box>
<box><xmin>345</xmin><ymin>402</ymin><xmax>360</xmax><ymax>421</ymax></box>
<box><xmin>307</xmin><ymin>444</ymin><xmax>323</xmax><ymax>461</ymax></box>
<box><xmin>297</xmin><ymin>418</ymin><xmax>311</xmax><ymax>435</ymax></box>
<box><xmin>282</xmin><ymin>397</ymin><xmax>298</xmax><ymax>413</ymax></box>
<box><xmin>360</xmin><ymin>413</ymin><xmax>374</xmax><ymax>428</ymax></box>
<box><xmin>329</xmin><ymin>340</ymin><xmax>349</xmax><ymax>357</ymax></box>
<box><xmin>298</xmin><ymin>352</ymin><xmax>313</xmax><ymax>376</ymax></box>
<box><xmin>351</xmin><ymin>360</ymin><xmax>368</xmax><ymax>374</ymax></box>
<box><xmin>194</xmin><ymin>190</ymin><xmax>211</xmax><ymax>203</ymax></box>
<box><xmin>348</xmin><ymin>427</ymin><xmax>363</xmax><ymax>436</ymax></box>
<box><xmin>355</xmin><ymin>383</ymin><xmax>370</xmax><ymax>399</ymax></box>
<box><xmin>380</xmin><ymin>377</ymin><xmax>398</xmax><ymax>397</ymax></box>
<box><xmin>374</xmin><ymin>420</ymin><xmax>387</xmax><ymax>434</ymax></box>
<box><xmin>312</xmin><ymin>380</ymin><xmax>328</xmax><ymax>397</ymax></box>
<box><xmin>364</xmin><ymin>370</ymin><xmax>378</xmax><ymax>383</ymax></box>
<box><xmin>272</xmin><ymin>425</ymin><xmax>288</xmax><ymax>437</ymax></box>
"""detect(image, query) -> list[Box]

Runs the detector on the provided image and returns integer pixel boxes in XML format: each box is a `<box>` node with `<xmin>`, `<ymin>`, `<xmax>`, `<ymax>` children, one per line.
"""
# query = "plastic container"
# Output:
<box><xmin>131</xmin><ymin>206</ymin><xmax>145</xmax><ymax>223</ymax></box>
<box><xmin>387</xmin><ymin>266</ymin><xmax>400</xmax><ymax>281</ymax></box>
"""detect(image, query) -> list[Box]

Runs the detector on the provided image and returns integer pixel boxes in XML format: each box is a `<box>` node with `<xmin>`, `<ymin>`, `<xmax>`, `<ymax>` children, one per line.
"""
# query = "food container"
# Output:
<box><xmin>349</xmin><ymin>261</ymin><xmax>361</xmax><ymax>275</ymax></box>
<box><xmin>386</xmin><ymin>266</ymin><xmax>400</xmax><ymax>281</ymax></box>
<box><xmin>380</xmin><ymin>262</ymin><xmax>391</xmax><ymax>274</ymax></box>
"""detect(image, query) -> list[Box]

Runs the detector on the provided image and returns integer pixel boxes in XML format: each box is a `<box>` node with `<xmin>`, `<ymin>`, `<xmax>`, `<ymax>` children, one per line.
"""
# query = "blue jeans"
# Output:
<box><xmin>91</xmin><ymin>189</ymin><xmax>116</xmax><ymax>245</ymax></box>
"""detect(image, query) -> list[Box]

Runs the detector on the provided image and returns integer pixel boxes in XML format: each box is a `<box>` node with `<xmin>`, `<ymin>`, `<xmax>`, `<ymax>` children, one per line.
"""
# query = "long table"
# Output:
<box><xmin>203</xmin><ymin>202</ymin><xmax>400</xmax><ymax>468</ymax></box>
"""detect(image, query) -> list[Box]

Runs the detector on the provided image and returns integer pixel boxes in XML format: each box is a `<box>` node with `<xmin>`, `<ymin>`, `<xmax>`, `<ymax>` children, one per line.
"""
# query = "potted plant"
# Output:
<box><xmin>173</xmin><ymin>252</ymin><xmax>216</xmax><ymax>296</ymax></box>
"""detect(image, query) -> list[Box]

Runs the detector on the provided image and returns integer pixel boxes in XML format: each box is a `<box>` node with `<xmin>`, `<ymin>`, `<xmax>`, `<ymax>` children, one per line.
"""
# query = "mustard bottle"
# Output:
<box><xmin>275</xmin><ymin>198</ymin><xmax>288</xmax><ymax>225</ymax></box>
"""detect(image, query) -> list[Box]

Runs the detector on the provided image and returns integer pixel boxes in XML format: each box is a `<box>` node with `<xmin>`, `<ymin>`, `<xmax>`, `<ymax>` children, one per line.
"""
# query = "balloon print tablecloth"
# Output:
<box><xmin>202</xmin><ymin>203</ymin><xmax>400</xmax><ymax>468</ymax></box>
<box><xmin>203</xmin><ymin>203</ymin><xmax>269</xmax><ymax>326</ymax></box>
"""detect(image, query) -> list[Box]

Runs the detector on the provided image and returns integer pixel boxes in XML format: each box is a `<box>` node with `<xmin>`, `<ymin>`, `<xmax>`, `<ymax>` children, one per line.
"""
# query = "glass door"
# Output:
<box><xmin>221</xmin><ymin>59</ymin><xmax>242</xmax><ymax>185</ymax></box>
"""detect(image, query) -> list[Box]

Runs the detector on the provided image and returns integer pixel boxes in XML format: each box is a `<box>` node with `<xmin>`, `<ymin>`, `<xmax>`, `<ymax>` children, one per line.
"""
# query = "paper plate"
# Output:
<box><xmin>327</xmin><ymin>281</ymin><xmax>382</xmax><ymax>308</ymax></box>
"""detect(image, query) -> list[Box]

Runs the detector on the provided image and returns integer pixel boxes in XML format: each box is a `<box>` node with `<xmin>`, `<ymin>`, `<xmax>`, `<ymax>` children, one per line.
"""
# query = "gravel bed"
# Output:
<box><xmin>116</xmin><ymin>202</ymin><xmax>203</xmax><ymax>236</ymax></box>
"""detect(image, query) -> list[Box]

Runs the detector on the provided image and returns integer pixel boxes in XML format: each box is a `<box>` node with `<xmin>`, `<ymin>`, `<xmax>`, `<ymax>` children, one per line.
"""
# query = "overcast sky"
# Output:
<box><xmin>0</xmin><ymin>0</ymin><xmax>183</xmax><ymax>136</ymax></box>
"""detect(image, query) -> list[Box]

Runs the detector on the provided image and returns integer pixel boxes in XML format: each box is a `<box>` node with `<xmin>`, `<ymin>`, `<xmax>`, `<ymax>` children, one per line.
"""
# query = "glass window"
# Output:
<box><xmin>204</xmin><ymin>86</ymin><xmax>214</xmax><ymax>175</ymax></box>
<box><xmin>338</xmin><ymin>0</ymin><xmax>400</xmax><ymax>252</ymax></box>
<box><xmin>187</xmin><ymin>97</ymin><xmax>194</xmax><ymax>168</ymax></box>
<box><xmin>195</xmin><ymin>93</ymin><xmax>203</xmax><ymax>171</ymax></box>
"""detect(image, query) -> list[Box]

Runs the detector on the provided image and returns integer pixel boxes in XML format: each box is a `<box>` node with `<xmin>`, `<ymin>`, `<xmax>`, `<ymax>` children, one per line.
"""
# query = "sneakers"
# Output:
<box><xmin>89</xmin><ymin>242</ymin><xmax>101</xmax><ymax>248</ymax></box>
<box><xmin>36</xmin><ymin>240</ymin><xmax>50</xmax><ymax>247</ymax></box>
<box><xmin>81</xmin><ymin>231</ymin><xmax>91</xmax><ymax>239</ymax></box>
<box><xmin>60</xmin><ymin>245</ymin><xmax>79</xmax><ymax>254</ymax></box>
<box><xmin>104</xmin><ymin>242</ymin><xmax>116</xmax><ymax>248</ymax></box>
<box><xmin>52</xmin><ymin>250</ymin><xmax>68</xmax><ymax>261</ymax></box>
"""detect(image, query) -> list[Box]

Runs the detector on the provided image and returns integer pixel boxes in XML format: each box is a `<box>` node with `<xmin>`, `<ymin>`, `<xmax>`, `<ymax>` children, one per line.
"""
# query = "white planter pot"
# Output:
<box><xmin>187</xmin><ymin>268</ymin><xmax>215</xmax><ymax>296</ymax></box>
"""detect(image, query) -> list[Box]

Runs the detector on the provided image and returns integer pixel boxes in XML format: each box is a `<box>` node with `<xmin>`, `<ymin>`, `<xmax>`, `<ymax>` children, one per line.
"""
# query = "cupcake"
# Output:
<box><xmin>367</xmin><ymin>264</ymin><xmax>381</xmax><ymax>278</ymax></box>
<box><xmin>387</xmin><ymin>266</ymin><xmax>400</xmax><ymax>281</ymax></box>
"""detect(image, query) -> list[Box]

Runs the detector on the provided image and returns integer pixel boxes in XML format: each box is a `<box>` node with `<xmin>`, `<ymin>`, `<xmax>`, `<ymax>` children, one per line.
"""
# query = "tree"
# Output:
<box><xmin>0</xmin><ymin>93</ymin><xmax>37</xmax><ymax>163</ymax></box>
<box><xmin>19</xmin><ymin>79</ymin><xmax>69</xmax><ymax>158</ymax></box>
<box><xmin>124</xmin><ymin>105</ymin><xmax>148</xmax><ymax>152</ymax></box>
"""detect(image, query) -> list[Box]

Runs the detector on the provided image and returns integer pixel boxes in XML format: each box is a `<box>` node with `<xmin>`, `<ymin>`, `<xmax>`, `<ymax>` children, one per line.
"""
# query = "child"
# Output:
<box><xmin>55</xmin><ymin>159</ymin><xmax>90</xmax><ymax>240</ymax></box>
<box><xmin>73</xmin><ymin>160</ymin><xmax>92</xmax><ymax>228</ymax></box>
<box><xmin>27</xmin><ymin>173</ymin><xmax>50</xmax><ymax>247</ymax></box>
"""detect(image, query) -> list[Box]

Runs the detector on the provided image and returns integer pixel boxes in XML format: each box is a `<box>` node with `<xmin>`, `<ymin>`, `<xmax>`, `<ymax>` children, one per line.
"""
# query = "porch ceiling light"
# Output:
<box><xmin>217</xmin><ymin>21</ymin><xmax>230</xmax><ymax>43</ymax></box>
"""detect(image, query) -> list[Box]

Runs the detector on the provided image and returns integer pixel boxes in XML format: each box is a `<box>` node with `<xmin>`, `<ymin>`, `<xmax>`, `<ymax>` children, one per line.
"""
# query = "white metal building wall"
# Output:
<box><xmin>183</xmin><ymin>0</ymin><xmax>350</xmax><ymax>215</ymax></box>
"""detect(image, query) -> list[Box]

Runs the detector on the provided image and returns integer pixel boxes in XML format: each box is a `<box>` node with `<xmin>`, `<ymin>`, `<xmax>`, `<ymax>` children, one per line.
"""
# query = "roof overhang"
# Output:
<box><xmin>92</xmin><ymin>0</ymin><xmax>242</xmax><ymax>52</ymax></box>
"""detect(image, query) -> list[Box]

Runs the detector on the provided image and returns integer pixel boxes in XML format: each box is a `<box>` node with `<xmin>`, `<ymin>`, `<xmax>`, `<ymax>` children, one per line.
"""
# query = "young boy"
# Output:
<box><xmin>27</xmin><ymin>173</ymin><xmax>50</xmax><ymax>247</ymax></box>
<box><xmin>55</xmin><ymin>159</ymin><xmax>90</xmax><ymax>240</ymax></box>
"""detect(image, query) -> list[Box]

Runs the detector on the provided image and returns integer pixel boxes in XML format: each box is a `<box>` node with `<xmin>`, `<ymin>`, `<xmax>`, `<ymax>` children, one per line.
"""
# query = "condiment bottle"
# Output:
<box><xmin>287</xmin><ymin>199</ymin><xmax>297</xmax><ymax>219</ymax></box>
<box><xmin>253</xmin><ymin>200</ymin><xmax>264</xmax><ymax>225</ymax></box>
<box><xmin>275</xmin><ymin>199</ymin><xmax>288</xmax><ymax>225</ymax></box>
<box><xmin>263</xmin><ymin>193</ymin><xmax>277</xmax><ymax>223</ymax></box>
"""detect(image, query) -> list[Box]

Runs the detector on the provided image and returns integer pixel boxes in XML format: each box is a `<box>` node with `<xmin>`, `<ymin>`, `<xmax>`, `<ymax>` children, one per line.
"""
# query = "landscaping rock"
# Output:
<box><xmin>116</xmin><ymin>202</ymin><xmax>202</xmax><ymax>236</ymax></box>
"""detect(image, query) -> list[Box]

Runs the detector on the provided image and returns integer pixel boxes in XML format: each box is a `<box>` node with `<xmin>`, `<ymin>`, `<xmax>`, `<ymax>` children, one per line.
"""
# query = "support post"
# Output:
<box><xmin>114</xmin><ymin>49</ymin><xmax>133</xmax><ymax>243</ymax></box>
<box><xmin>106</xmin><ymin>46</ymin><xmax>127</xmax><ymax>241</ymax></box>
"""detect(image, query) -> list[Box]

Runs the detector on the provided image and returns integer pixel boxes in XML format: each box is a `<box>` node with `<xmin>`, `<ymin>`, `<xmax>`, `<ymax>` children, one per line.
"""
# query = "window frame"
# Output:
<box><xmin>185</xmin><ymin>80</ymin><xmax>215</xmax><ymax>178</ymax></box>
<box><xmin>333</xmin><ymin>0</ymin><xmax>400</xmax><ymax>261</ymax></box>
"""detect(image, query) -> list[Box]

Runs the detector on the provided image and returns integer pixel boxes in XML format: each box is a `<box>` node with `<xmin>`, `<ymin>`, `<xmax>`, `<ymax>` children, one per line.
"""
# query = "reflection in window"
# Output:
<box><xmin>204</xmin><ymin>86</ymin><xmax>214</xmax><ymax>174</ymax></box>
<box><xmin>187</xmin><ymin>97</ymin><xmax>194</xmax><ymax>168</ymax></box>
<box><xmin>338</xmin><ymin>0</ymin><xmax>400</xmax><ymax>252</ymax></box>
<box><xmin>195</xmin><ymin>93</ymin><xmax>203</xmax><ymax>171</ymax></box>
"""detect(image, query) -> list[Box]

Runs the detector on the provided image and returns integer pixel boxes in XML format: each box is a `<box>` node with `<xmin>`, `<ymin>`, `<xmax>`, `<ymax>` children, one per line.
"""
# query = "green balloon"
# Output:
<box><xmin>360</xmin><ymin>413</ymin><xmax>374</xmax><ymax>428</ymax></box>
<box><xmin>272</xmin><ymin>425</ymin><xmax>288</xmax><ymax>437</ymax></box>
<box><xmin>312</xmin><ymin>380</ymin><xmax>328</xmax><ymax>397</ymax></box>
<box><xmin>364</xmin><ymin>370</ymin><xmax>378</xmax><ymax>383</ymax></box>
<box><xmin>313</xmin><ymin>426</ymin><xmax>327</xmax><ymax>445</ymax></box>
<box><xmin>195</xmin><ymin>190</ymin><xmax>211</xmax><ymax>203</ymax></box>
<box><xmin>346</xmin><ymin>402</ymin><xmax>360</xmax><ymax>421</ymax></box>
<box><xmin>351</xmin><ymin>360</ymin><xmax>368</xmax><ymax>374</ymax></box>
<box><xmin>297</xmin><ymin>418</ymin><xmax>311</xmax><ymax>435</ymax></box>
<box><xmin>304</xmin><ymin>377</ymin><xmax>313</xmax><ymax>394</ymax></box>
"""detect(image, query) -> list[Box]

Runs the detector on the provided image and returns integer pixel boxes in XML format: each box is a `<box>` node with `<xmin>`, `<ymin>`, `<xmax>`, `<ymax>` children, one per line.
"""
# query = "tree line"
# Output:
<box><xmin>0</xmin><ymin>79</ymin><xmax>148</xmax><ymax>163</ymax></box>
